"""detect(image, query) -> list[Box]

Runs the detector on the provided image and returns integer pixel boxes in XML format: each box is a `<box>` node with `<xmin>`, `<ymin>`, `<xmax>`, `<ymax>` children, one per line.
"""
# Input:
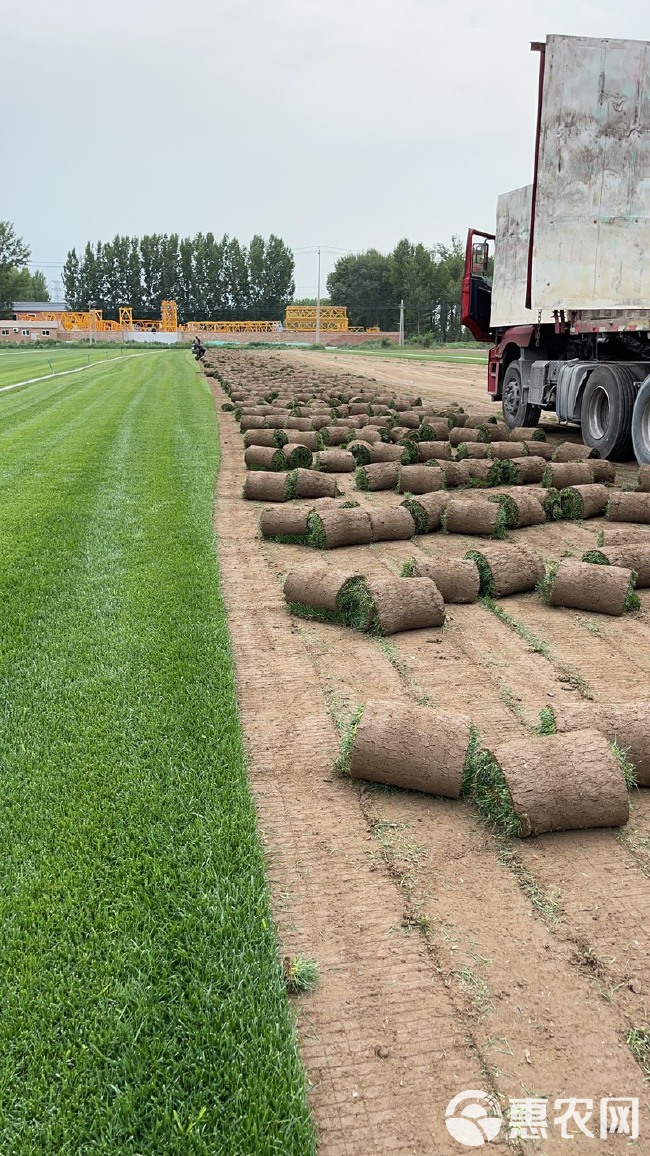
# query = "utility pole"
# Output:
<box><xmin>316</xmin><ymin>247</ymin><xmax>321</xmax><ymax>346</ymax></box>
<box><xmin>88</xmin><ymin>302</ymin><xmax>93</xmax><ymax>346</ymax></box>
<box><xmin>399</xmin><ymin>299</ymin><xmax>405</xmax><ymax>346</ymax></box>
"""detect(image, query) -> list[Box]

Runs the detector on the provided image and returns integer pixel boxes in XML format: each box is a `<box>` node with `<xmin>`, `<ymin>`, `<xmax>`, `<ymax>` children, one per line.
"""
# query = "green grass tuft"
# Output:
<box><xmin>627</xmin><ymin>1028</ymin><xmax>650</xmax><ymax>1077</ymax></box>
<box><xmin>582</xmin><ymin>549</ymin><xmax>608</xmax><ymax>565</ymax></box>
<box><xmin>611</xmin><ymin>742</ymin><xmax>637</xmax><ymax>789</ymax></box>
<box><xmin>221</xmin><ymin>402</ymin><xmax>235</xmax><ymax>411</ymax></box>
<box><xmin>461</xmin><ymin>729</ymin><xmax>523</xmax><ymax>837</ymax></box>
<box><xmin>272</xmin><ymin>429</ymin><xmax>289</xmax><ymax>448</ymax></box>
<box><xmin>489</xmin><ymin>493</ymin><xmax>519</xmax><ymax>528</ymax></box>
<box><xmin>400</xmin><ymin>440</ymin><xmax>419</xmax><ymax>464</ymax></box>
<box><xmin>285</xmin><ymin>601</ymin><xmax>339</xmax><ymax>623</ymax></box>
<box><xmin>285</xmin><ymin>469</ymin><xmax>298</xmax><ymax>500</ymax></box>
<box><xmin>335</xmin><ymin>705</ymin><xmax>366</xmax><ymax>773</ymax></box>
<box><xmin>401</xmin><ymin>558</ymin><xmax>417</xmax><ymax>577</ymax></box>
<box><xmin>543</xmin><ymin>487</ymin><xmax>563</xmax><ymax>520</ymax></box>
<box><xmin>284</xmin><ymin>956</ymin><xmax>319</xmax><ymax>994</ymax></box>
<box><xmin>336</xmin><ymin>578</ymin><xmax>377</xmax><ymax>633</ymax></box>
<box><xmin>625</xmin><ymin>574</ymin><xmax>641</xmax><ymax>613</ymax></box>
<box><xmin>465</xmin><ymin>551</ymin><xmax>494</xmax><ymax>597</ymax></box>
<box><xmin>537</xmin><ymin>562</ymin><xmax>559</xmax><ymax>603</ymax></box>
<box><xmin>348</xmin><ymin>442</ymin><xmax>371</xmax><ymax>466</ymax></box>
<box><xmin>418</xmin><ymin>423</ymin><xmax>436</xmax><ymax>441</ymax></box>
<box><xmin>537</xmin><ymin>706</ymin><xmax>557</xmax><ymax>735</ymax></box>
<box><xmin>340</xmin><ymin>499</ymin><xmax>360</xmax><ymax>508</ymax></box>
<box><xmin>354</xmin><ymin>466</ymin><xmax>369</xmax><ymax>491</ymax></box>
<box><xmin>306</xmin><ymin>511</ymin><xmax>326</xmax><ymax>548</ymax></box>
<box><xmin>560</xmin><ymin>487</ymin><xmax>584</xmax><ymax>520</ymax></box>
<box><xmin>493</xmin><ymin>504</ymin><xmax>508</xmax><ymax>539</ymax></box>
<box><xmin>400</xmin><ymin>497</ymin><xmax>429</xmax><ymax>534</ymax></box>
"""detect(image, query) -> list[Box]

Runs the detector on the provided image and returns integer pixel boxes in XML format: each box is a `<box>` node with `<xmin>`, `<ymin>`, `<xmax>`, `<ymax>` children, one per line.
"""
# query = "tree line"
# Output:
<box><xmin>0</xmin><ymin>221</ymin><xmax>49</xmax><ymax>316</ymax></box>
<box><xmin>62</xmin><ymin>233</ymin><xmax>295</xmax><ymax>323</ymax></box>
<box><xmin>326</xmin><ymin>237</ymin><xmax>467</xmax><ymax>341</ymax></box>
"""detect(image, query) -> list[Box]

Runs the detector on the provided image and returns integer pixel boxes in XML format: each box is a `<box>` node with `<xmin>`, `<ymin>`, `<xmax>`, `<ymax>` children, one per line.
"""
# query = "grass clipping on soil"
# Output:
<box><xmin>461</xmin><ymin>727</ymin><xmax>523</xmax><ymax>837</ymax></box>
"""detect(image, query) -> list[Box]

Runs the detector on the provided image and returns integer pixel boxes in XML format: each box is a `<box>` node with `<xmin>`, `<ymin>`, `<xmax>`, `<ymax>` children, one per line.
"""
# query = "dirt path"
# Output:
<box><xmin>211</xmin><ymin>352</ymin><xmax>650</xmax><ymax>1153</ymax></box>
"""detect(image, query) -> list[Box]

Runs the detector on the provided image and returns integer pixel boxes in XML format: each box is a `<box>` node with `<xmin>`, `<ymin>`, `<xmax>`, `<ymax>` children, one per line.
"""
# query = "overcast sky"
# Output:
<box><xmin>4</xmin><ymin>0</ymin><xmax>647</xmax><ymax>303</ymax></box>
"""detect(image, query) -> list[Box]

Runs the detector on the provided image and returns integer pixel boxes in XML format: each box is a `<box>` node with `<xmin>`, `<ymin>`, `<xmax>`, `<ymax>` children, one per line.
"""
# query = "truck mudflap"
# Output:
<box><xmin>555</xmin><ymin>362</ymin><xmax>595</xmax><ymax>423</ymax></box>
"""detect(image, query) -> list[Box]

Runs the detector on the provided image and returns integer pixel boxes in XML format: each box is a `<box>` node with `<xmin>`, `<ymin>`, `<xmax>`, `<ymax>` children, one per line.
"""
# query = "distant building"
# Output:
<box><xmin>0</xmin><ymin>320</ymin><xmax>59</xmax><ymax>343</ymax></box>
<box><xmin>12</xmin><ymin>301</ymin><xmax>68</xmax><ymax>318</ymax></box>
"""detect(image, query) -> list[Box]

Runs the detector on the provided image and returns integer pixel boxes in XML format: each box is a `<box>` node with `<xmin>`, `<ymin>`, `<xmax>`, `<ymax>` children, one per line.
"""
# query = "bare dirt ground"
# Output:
<box><xmin>211</xmin><ymin>349</ymin><xmax>650</xmax><ymax>1154</ymax></box>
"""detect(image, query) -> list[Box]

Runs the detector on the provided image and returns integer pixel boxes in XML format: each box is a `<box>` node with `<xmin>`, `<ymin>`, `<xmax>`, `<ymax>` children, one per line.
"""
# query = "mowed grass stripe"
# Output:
<box><xmin>0</xmin><ymin>353</ymin><xmax>314</xmax><ymax>1154</ymax></box>
<box><xmin>0</xmin><ymin>347</ymin><xmax>127</xmax><ymax>390</ymax></box>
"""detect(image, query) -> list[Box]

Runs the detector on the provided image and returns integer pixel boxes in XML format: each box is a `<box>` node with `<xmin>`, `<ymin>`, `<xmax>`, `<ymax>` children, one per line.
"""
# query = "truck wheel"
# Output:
<box><xmin>581</xmin><ymin>364</ymin><xmax>639</xmax><ymax>461</ymax></box>
<box><xmin>631</xmin><ymin>375</ymin><xmax>650</xmax><ymax>465</ymax></box>
<box><xmin>501</xmin><ymin>364</ymin><xmax>541</xmax><ymax>430</ymax></box>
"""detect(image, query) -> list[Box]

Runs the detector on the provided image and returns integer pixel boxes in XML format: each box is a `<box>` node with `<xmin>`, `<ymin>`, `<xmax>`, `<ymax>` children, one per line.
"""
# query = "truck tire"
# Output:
<box><xmin>581</xmin><ymin>364</ymin><xmax>639</xmax><ymax>461</ymax></box>
<box><xmin>501</xmin><ymin>364</ymin><xmax>541</xmax><ymax>430</ymax></box>
<box><xmin>631</xmin><ymin>375</ymin><xmax>650</xmax><ymax>465</ymax></box>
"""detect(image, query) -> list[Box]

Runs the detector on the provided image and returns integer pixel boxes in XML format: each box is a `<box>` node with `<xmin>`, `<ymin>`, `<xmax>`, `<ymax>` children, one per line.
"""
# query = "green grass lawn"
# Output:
<box><xmin>0</xmin><ymin>353</ymin><xmax>314</xmax><ymax>1154</ymax></box>
<box><xmin>0</xmin><ymin>347</ymin><xmax>147</xmax><ymax>391</ymax></box>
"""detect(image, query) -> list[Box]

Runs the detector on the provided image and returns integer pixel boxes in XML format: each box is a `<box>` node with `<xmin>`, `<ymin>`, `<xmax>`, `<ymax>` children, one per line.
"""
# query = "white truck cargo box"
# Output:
<box><xmin>532</xmin><ymin>34</ymin><xmax>650</xmax><ymax>313</ymax></box>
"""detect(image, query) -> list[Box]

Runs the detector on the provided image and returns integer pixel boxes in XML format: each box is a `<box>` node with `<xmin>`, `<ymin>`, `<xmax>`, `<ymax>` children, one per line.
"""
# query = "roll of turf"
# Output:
<box><xmin>307</xmin><ymin>507</ymin><xmax>373</xmax><ymax>548</ymax></box>
<box><xmin>347</xmin><ymin>440</ymin><xmax>373</xmax><ymax>466</ymax></box>
<box><xmin>244</xmin><ymin>429</ymin><xmax>288</xmax><ymax>448</ymax></box>
<box><xmin>521</xmin><ymin>441</ymin><xmax>553</xmax><ymax>460</ymax></box>
<box><xmin>637</xmin><ymin>465</ymin><xmax>650</xmax><ymax>492</ymax></box>
<box><xmin>559</xmin><ymin>483</ymin><xmax>609</xmax><ymax>519</ymax></box>
<box><xmin>368</xmin><ymin>507</ymin><xmax>416</xmax><ymax>542</ymax></box>
<box><xmin>283</xmin><ymin>431</ymin><xmax>322</xmax><ymax>451</ymax></box>
<box><xmin>478</xmin><ymin>422</ymin><xmax>510</xmax><ymax>442</ymax></box>
<box><xmin>503</xmin><ymin>456</ymin><xmax>547</xmax><ymax>484</ymax></box>
<box><xmin>455</xmin><ymin>443</ymin><xmax>490</xmax><ymax>460</ymax></box>
<box><xmin>450</xmin><ymin>427</ymin><xmax>480</xmax><ymax>446</ymax></box>
<box><xmin>606</xmin><ymin>492</ymin><xmax>650</xmax><ymax>523</ymax></box>
<box><xmin>320</xmin><ymin>425</ymin><xmax>352</xmax><ymax>446</ymax></box>
<box><xmin>455</xmin><ymin>459</ymin><xmax>503</xmax><ymax>487</ymax></box>
<box><xmin>273</xmin><ymin>444</ymin><xmax>313</xmax><ymax>470</ymax></box>
<box><xmin>541</xmin><ymin>559</ymin><xmax>639</xmax><ymax>615</ymax></box>
<box><xmin>552</xmin><ymin>441</ymin><xmax>598</xmax><ymax>462</ymax></box>
<box><xmin>465</xmin><ymin>542</ymin><xmax>544</xmax><ymax>597</ymax></box>
<box><xmin>488</xmin><ymin>492</ymin><xmax>546</xmax><ymax>528</ymax></box>
<box><xmin>443</xmin><ymin>500</ymin><xmax>507</xmax><ymax>538</ymax></box>
<box><xmin>316</xmin><ymin>450</ymin><xmax>356</xmax><ymax>473</ymax></box>
<box><xmin>439</xmin><ymin>461</ymin><xmax>466</xmax><ymax>488</ymax></box>
<box><xmin>240</xmin><ymin>416</ymin><xmax>267</xmax><ymax>431</ymax></box>
<box><xmin>488</xmin><ymin>442</ymin><xmax>528</xmax><ymax>460</ymax></box>
<box><xmin>349</xmin><ymin>700</ymin><xmax>472</xmax><ymax>796</ymax></box>
<box><xmin>289</xmin><ymin>469</ymin><xmax>338</xmax><ymax>499</ymax></box>
<box><xmin>369</xmin><ymin>443</ymin><xmax>404</xmax><ymax>463</ymax></box>
<box><xmin>402</xmin><ymin>556</ymin><xmax>479</xmax><ymax>602</ymax></box>
<box><xmin>284</xmin><ymin>560</ymin><xmax>362</xmax><ymax>615</ymax></box>
<box><xmin>397</xmin><ymin>465</ymin><xmax>445</xmax><ymax>494</ymax></box>
<box><xmin>355</xmin><ymin>462</ymin><xmax>400</xmax><ymax>491</ymax></box>
<box><xmin>543</xmin><ymin>462</ymin><xmax>594</xmax><ymax>488</ymax></box>
<box><xmin>356</xmin><ymin>427</ymin><xmax>383</xmax><ymax>444</ymax></box>
<box><xmin>509</xmin><ymin>428</ymin><xmax>546</xmax><ymax>442</ymax></box>
<box><xmin>243</xmin><ymin>471</ymin><xmax>289</xmax><ymax>502</ymax></box>
<box><xmin>598</xmin><ymin>526</ymin><xmax>650</xmax><ymax>546</ymax></box>
<box><xmin>465</xmin><ymin>730</ymin><xmax>629</xmax><ymax>836</ymax></box>
<box><xmin>400</xmin><ymin>492</ymin><xmax>450</xmax><ymax>533</ymax></box>
<box><xmin>552</xmin><ymin>701</ymin><xmax>650</xmax><ymax>786</ymax></box>
<box><xmin>244</xmin><ymin>445</ymin><xmax>277</xmax><ymax>470</ymax></box>
<box><xmin>582</xmin><ymin>544</ymin><xmax>650</xmax><ymax>586</ymax></box>
<box><xmin>364</xmin><ymin>576</ymin><xmax>445</xmax><ymax>634</ymax></box>
<box><xmin>398</xmin><ymin>439</ymin><xmax>420</xmax><ymax>464</ymax></box>
<box><xmin>418</xmin><ymin>421</ymin><xmax>450</xmax><ymax>441</ymax></box>
<box><xmin>417</xmin><ymin>441</ymin><xmax>452</xmax><ymax>461</ymax></box>
<box><xmin>260</xmin><ymin>505</ymin><xmax>311</xmax><ymax>541</ymax></box>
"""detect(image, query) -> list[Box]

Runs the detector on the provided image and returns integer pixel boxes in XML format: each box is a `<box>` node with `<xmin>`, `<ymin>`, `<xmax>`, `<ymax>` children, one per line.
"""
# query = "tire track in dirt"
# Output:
<box><xmin>213</xmin><ymin>408</ymin><xmax>493</xmax><ymax>1155</ymax></box>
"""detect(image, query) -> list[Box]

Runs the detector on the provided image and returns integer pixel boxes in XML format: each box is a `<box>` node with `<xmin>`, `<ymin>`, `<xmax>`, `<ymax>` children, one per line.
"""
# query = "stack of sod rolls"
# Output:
<box><xmin>401</xmin><ymin>556</ymin><xmax>480</xmax><ymax>603</ymax></box>
<box><xmin>283</xmin><ymin>562</ymin><xmax>445</xmax><ymax>634</ymax></box>
<box><xmin>582</xmin><ymin>543</ymin><xmax>650</xmax><ymax>587</ymax></box>
<box><xmin>539</xmin><ymin>559</ymin><xmax>640</xmax><ymax>615</ymax></box>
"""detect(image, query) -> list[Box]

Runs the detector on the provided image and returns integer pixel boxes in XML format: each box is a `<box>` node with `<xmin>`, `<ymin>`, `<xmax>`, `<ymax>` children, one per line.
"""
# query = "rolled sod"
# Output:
<box><xmin>397</xmin><ymin>411</ymin><xmax>421</xmax><ymax>430</ymax></box>
<box><xmin>455</xmin><ymin>442</ymin><xmax>490</xmax><ymax>460</ymax></box>
<box><xmin>509</xmin><ymin>427</ymin><xmax>547</xmax><ymax>442</ymax></box>
<box><xmin>320</xmin><ymin>425</ymin><xmax>352</xmax><ymax>446</ymax></box>
<box><xmin>364</xmin><ymin>575</ymin><xmax>445</xmax><ymax>634</ymax></box>
<box><xmin>398</xmin><ymin>439</ymin><xmax>420</xmax><ymax>465</ymax></box>
<box><xmin>560</xmin><ymin>483</ymin><xmax>609</xmax><ymax>520</ymax></box>
<box><xmin>401</xmin><ymin>492</ymin><xmax>450</xmax><ymax>533</ymax></box>
<box><xmin>488</xmin><ymin>491</ymin><xmax>546</xmax><ymax>528</ymax></box>
<box><xmin>466</xmin><ymin>730</ymin><xmax>629</xmax><ymax>836</ymax></box>
<box><xmin>281</xmin><ymin>417</ymin><xmax>313</xmax><ymax>431</ymax></box>
<box><xmin>349</xmin><ymin>700</ymin><xmax>472</xmax><ymax>796</ymax></box>
<box><xmin>347</xmin><ymin>440</ymin><xmax>373</xmax><ymax>466</ymax></box>
<box><xmin>356</xmin><ymin>427</ymin><xmax>383</xmax><ymax>444</ymax></box>
<box><xmin>239</xmin><ymin>415</ymin><xmax>267</xmax><ymax>431</ymax></box>
<box><xmin>465</xmin><ymin>542</ymin><xmax>544</xmax><ymax>597</ymax></box>
<box><xmin>244</xmin><ymin>445</ymin><xmax>278</xmax><ymax>470</ymax></box>
<box><xmin>541</xmin><ymin>558</ymin><xmax>639</xmax><ymax>615</ymax></box>
<box><xmin>450</xmin><ymin>427</ymin><xmax>480</xmax><ymax>447</ymax></box>
<box><xmin>417</xmin><ymin>440</ymin><xmax>453</xmax><ymax>461</ymax></box>
<box><xmin>289</xmin><ymin>469</ymin><xmax>338</xmax><ymax>499</ymax></box>
<box><xmin>637</xmin><ymin>465</ymin><xmax>650</xmax><ymax>492</ymax></box>
<box><xmin>597</xmin><ymin>526</ymin><xmax>650</xmax><ymax>546</ymax></box>
<box><xmin>355</xmin><ymin>461</ymin><xmax>400</xmax><ymax>491</ymax></box>
<box><xmin>316</xmin><ymin>449</ymin><xmax>356</xmax><ymax>473</ymax></box>
<box><xmin>478</xmin><ymin>422</ymin><xmax>510</xmax><ymax>442</ymax></box>
<box><xmin>283</xmin><ymin>560</ymin><xmax>362</xmax><ymax>616</ymax></box>
<box><xmin>369</xmin><ymin>442</ymin><xmax>404</xmax><ymax>463</ymax></box>
<box><xmin>487</xmin><ymin>441</ymin><xmax>529</xmax><ymax>460</ymax></box>
<box><xmin>455</xmin><ymin>458</ymin><xmax>503</xmax><ymax>487</ymax></box>
<box><xmin>502</xmin><ymin>455</ymin><xmax>547</xmax><ymax>484</ymax></box>
<box><xmin>243</xmin><ymin>471</ymin><xmax>289</xmax><ymax>501</ymax></box>
<box><xmin>306</xmin><ymin>507</ymin><xmax>372</xmax><ymax>549</ymax></box>
<box><xmin>583</xmin><ymin>544</ymin><xmax>650</xmax><ymax>586</ymax></box>
<box><xmin>589</xmin><ymin>460</ymin><xmax>616</xmax><ymax>483</ymax></box>
<box><xmin>543</xmin><ymin>462</ymin><xmax>594</xmax><ymax>488</ymax></box>
<box><xmin>397</xmin><ymin>464</ymin><xmax>445</xmax><ymax>494</ymax></box>
<box><xmin>443</xmin><ymin>499</ymin><xmax>508</xmax><ymax>538</ymax></box>
<box><xmin>272</xmin><ymin>443</ymin><xmax>313</xmax><ymax>470</ymax></box>
<box><xmin>259</xmin><ymin>505</ymin><xmax>311</xmax><ymax>541</ymax></box>
<box><xmin>368</xmin><ymin>506</ymin><xmax>416</xmax><ymax>542</ymax></box>
<box><xmin>283</xmin><ymin>431</ymin><xmax>322</xmax><ymax>451</ymax></box>
<box><xmin>403</xmin><ymin>556</ymin><xmax>480</xmax><ymax>602</ymax></box>
<box><xmin>521</xmin><ymin>441</ymin><xmax>553</xmax><ymax>460</ymax></box>
<box><xmin>244</xmin><ymin>429</ymin><xmax>289</xmax><ymax>448</ymax></box>
<box><xmin>552</xmin><ymin>701</ymin><xmax>650</xmax><ymax>786</ymax></box>
<box><xmin>552</xmin><ymin>441</ymin><xmax>598</xmax><ymax>462</ymax></box>
<box><xmin>418</xmin><ymin>421</ymin><xmax>450</xmax><ymax>441</ymax></box>
<box><xmin>606</xmin><ymin>492</ymin><xmax>650</xmax><ymax>523</ymax></box>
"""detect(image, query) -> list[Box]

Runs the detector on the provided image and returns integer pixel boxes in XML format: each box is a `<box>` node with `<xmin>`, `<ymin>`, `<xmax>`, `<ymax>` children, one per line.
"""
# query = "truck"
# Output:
<box><xmin>462</xmin><ymin>34</ymin><xmax>650</xmax><ymax>463</ymax></box>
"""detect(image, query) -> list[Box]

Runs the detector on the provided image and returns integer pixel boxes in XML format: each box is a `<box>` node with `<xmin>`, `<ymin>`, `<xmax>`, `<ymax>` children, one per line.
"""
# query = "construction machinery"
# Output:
<box><xmin>462</xmin><ymin>34</ymin><xmax>650</xmax><ymax>463</ymax></box>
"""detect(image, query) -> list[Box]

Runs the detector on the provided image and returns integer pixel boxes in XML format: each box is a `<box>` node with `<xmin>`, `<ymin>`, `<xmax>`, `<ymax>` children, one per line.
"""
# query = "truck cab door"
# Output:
<box><xmin>461</xmin><ymin>229</ymin><xmax>494</xmax><ymax>342</ymax></box>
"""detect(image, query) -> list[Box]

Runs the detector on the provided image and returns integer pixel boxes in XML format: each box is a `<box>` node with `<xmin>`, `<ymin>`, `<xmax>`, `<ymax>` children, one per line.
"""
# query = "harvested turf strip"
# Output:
<box><xmin>368</xmin><ymin>506</ymin><xmax>416</xmax><ymax>542</ymax></box>
<box><xmin>243</xmin><ymin>429</ymin><xmax>288</xmax><ymax>448</ymax></box>
<box><xmin>306</xmin><ymin>506</ymin><xmax>372</xmax><ymax>548</ymax></box>
<box><xmin>349</xmin><ymin>700</ymin><xmax>472</xmax><ymax>796</ymax></box>
<box><xmin>336</xmin><ymin>577</ymin><xmax>377</xmax><ymax>631</ymax></box>
<box><xmin>583</xmin><ymin>544</ymin><xmax>650</xmax><ymax>586</ymax></box>
<box><xmin>637</xmin><ymin>465</ymin><xmax>650</xmax><ymax>492</ymax></box>
<box><xmin>369</xmin><ymin>442</ymin><xmax>403</xmax><ymax>462</ymax></box>
<box><xmin>403</xmin><ymin>556</ymin><xmax>479</xmax><ymax>602</ymax></box>
<box><xmin>244</xmin><ymin>445</ymin><xmax>278</xmax><ymax>470</ymax></box>
<box><xmin>259</xmin><ymin>505</ymin><xmax>311</xmax><ymax>540</ymax></box>
<box><xmin>487</xmin><ymin>441</ymin><xmax>528</xmax><ymax>460</ymax></box>
<box><xmin>553</xmin><ymin>700</ymin><xmax>650</xmax><ymax>786</ymax></box>
<box><xmin>289</xmin><ymin>468</ymin><xmax>338</xmax><ymax>499</ymax></box>
<box><xmin>560</xmin><ymin>483</ymin><xmax>609</xmax><ymax>519</ymax></box>
<box><xmin>283</xmin><ymin>560</ymin><xmax>361</xmax><ymax>613</ymax></box>
<box><xmin>509</xmin><ymin>427</ymin><xmax>546</xmax><ymax>442</ymax></box>
<box><xmin>400</xmin><ymin>491</ymin><xmax>449</xmax><ymax>533</ymax></box>
<box><xmin>455</xmin><ymin>442</ymin><xmax>490</xmax><ymax>460</ymax></box>
<box><xmin>552</xmin><ymin>441</ymin><xmax>598</xmax><ymax>462</ymax></box>
<box><xmin>243</xmin><ymin>471</ymin><xmax>289</xmax><ymax>501</ymax></box>
<box><xmin>606</xmin><ymin>492</ymin><xmax>650</xmax><ymax>523</ymax></box>
<box><xmin>543</xmin><ymin>558</ymin><xmax>639</xmax><ymax>615</ymax></box>
<box><xmin>315</xmin><ymin>449</ymin><xmax>356</xmax><ymax>472</ymax></box>
<box><xmin>443</xmin><ymin>499</ymin><xmax>508</xmax><ymax>538</ymax></box>
<box><xmin>488</xmin><ymin>492</ymin><xmax>546</xmax><ymax>528</ymax></box>
<box><xmin>399</xmin><ymin>440</ymin><xmax>420</xmax><ymax>464</ymax></box>
<box><xmin>272</xmin><ymin>444</ymin><xmax>313</xmax><ymax>470</ymax></box>
<box><xmin>505</xmin><ymin>456</ymin><xmax>547</xmax><ymax>484</ymax></box>
<box><xmin>486</xmin><ymin>730</ymin><xmax>629</xmax><ymax>836</ymax></box>
<box><xmin>354</xmin><ymin>461</ymin><xmax>400</xmax><ymax>491</ymax></box>
<box><xmin>417</xmin><ymin>440</ymin><xmax>452</xmax><ymax>461</ymax></box>
<box><xmin>397</xmin><ymin>464</ymin><xmax>445</xmax><ymax>494</ymax></box>
<box><xmin>590</xmin><ymin>459</ymin><xmax>616</xmax><ymax>483</ymax></box>
<box><xmin>464</xmin><ymin>543</ymin><xmax>544</xmax><ymax>597</ymax></box>
<box><xmin>363</xmin><ymin>575</ymin><xmax>445</xmax><ymax>634</ymax></box>
<box><xmin>543</xmin><ymin>462</ymin><xmax>594</xmax><ymax>488</ymax></box>
<box><xmin>346</xmin><ymin>440</ymin><xmax>373</xmax><ymax>466</ymax></box>
<box><xmin>455</xmin><ymin>458</ymin><xmax>503</xmax><ymax>487</ymax></box>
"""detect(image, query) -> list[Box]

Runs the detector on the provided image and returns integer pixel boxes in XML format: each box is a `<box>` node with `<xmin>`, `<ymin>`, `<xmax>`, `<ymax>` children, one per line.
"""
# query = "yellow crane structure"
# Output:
<box><xmin>284</xmin><ymin>305</ymin><xmax>349</xmax><ymax>331</ymax></box>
